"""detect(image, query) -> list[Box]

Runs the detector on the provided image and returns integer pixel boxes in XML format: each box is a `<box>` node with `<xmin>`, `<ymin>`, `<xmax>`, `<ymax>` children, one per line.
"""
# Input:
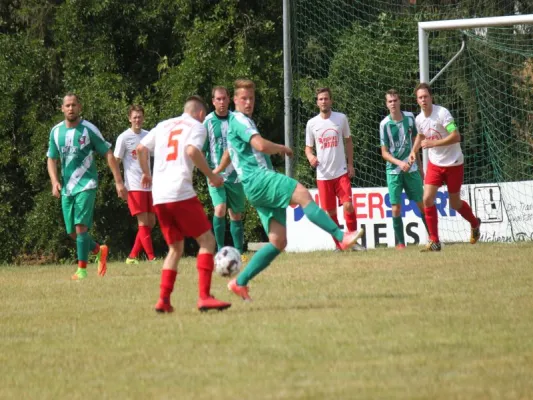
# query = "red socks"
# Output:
<box><xmin>424</xmin><ymin>205</ymin><xmax>439</xmax><ymax>242</ymax></box>
<box><xmin>197</xmin><ymin>253</ymin><xmax>214</xmax><ymax>300</ymax></box>
<box><xmin>159</xmin><ymin>269</ymin><xmax>177</xmax><ymax>301</ymax></box>
<box><xmin>129</xmin><ymin>226</ymin><xmax>155</xmax><ymax>260</ymax></box>
<box><xmin>344</xmin><ymin>210</ymin><xmax>357</xmax><ymax>232</ymax></box>
<box><xmin>456</xmin><ymin>200</ymin><xmax>479</xmax><ymax>227</ymax></box>
<box><xmin>129</xmin><ymin>230</ymin><xmax>143</xmax><ymax>258</ymax></box>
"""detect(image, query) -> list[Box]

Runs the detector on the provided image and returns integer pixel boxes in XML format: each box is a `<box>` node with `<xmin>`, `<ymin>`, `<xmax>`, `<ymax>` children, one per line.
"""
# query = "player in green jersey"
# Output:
<box><xmin>47</xmin><ymin>93</ymin><xmax>127</xmax><ymax>280</ymax></box>
<box><xmin>380</xmin><ymin>89</ymin><xmax>428</xmax><ymax>249</ymax></box>
<box><xmin>221</xmin><ymin>79</ymin><xmax>363</xmax><ymax>302</ymax></box>
<box><xmin>203</xmin><ymin>86</ymin><xmax>246</xmax><ymax>260</ymax></box>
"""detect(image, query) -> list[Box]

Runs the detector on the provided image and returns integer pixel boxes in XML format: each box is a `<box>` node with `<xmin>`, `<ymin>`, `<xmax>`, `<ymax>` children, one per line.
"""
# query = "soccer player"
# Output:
<box><xmin>380</xmin><ymin>89</ymin><xmax>429</xmax><ymax>249</ymax></box>
<box><xmin>203</xmin><ymin>86</ymin><xmax>246</xmax><ymax>259</ymax></box>
<box><xmin>136</xmin><ymin>95</ymin><xmax>231</xmax><ymax>313</ymax></box>
<box><xmin>47</xmin><ymin>93</ymin><xmax>127</xmax><ymax>280</ymax></box>
<box><xmin>409</xmin><ymin>82</ymin><xmax>481</xmax><ymax>252</ymax></box>
<box><xmin>305</xmin><ymin>87</ymin><xmax>365</xmax><ymax>251</ymax></box>
<box><xmin>114</xmin><ymin>105</ymin><xmax>156</xmax><ymax>264</ymax></box>
<box><xmin>222</xmin><ymin>79</ymin><xmax>363</xmax><ymax>302</ymax></box>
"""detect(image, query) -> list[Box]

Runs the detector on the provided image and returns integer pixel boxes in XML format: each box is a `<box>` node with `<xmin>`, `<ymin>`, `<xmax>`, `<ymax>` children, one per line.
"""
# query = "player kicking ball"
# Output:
<box><xmin>137</xmin><ymin>96</ymin><xmax>231</xmax><ymax>313</ymax></box>
<box><xmin>220</xmin><ymin>79</ymin><xmax>363</xmax><ymax>302</ymax></box>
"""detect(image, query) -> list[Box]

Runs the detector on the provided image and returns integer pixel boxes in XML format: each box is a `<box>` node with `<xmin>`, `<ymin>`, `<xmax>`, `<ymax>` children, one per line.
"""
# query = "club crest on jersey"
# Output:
<box><xmin>131</xmin><ymin>149</ymin><xmax>138</xmax><ymax>160</ymax></box>
<box><xmin>78</xmin><ymin>136</ymin><xmax>86</xmax><ymax>145</ymax></box>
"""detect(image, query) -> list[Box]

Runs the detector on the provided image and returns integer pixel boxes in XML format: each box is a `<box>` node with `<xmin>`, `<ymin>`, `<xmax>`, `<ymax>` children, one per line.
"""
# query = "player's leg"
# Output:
<box><xmin>403</xmin><ymin>171</ymin><xmax>429</xmax><ymax>241</ymax></box>
<box><xmin>137</xmin><ymin>212</ymin><xmax>155</xmax><ymax>261</ymax></box>
<box><xmin>337</xmin><ymin>174</ymin><xmax>365</xmax><ymax>250</ymax></box>
<box><xmin>421</xmin><ymin>162</ymin><xmax>443</xmax><ymax>251</ymax></box>
<box><xmin>445</xmin><ymin>164</ymin><xmax>481</xmax><ymax>244</ymax></box>
<box><xmin>387</xmin><ymin>173</ymin><xmax>405</xmax><ymax>248</ymax></box>
<box><xmin>226</xmin><ymin>182</ymin><xmax>246</xmax><ymax>256</ymax></box>
<box><xmin>209</xmin><ymin>184</ymin><xmax>227</xmax><ymax>251</ymax></box>
<box><xmin>291</xmin><ymin>182</ymin><xmax>362</xmax><ymax>250</ymax></box>
<box><xmin>153</xmin><ymin>202</ymin><xmax>183</xmax><ymax>313</ymax></box>
<box><xmin>229</xmin><ymin>211</ymin><xmax>286</xmax><ymax>301</ymax></box>
<box><xmin>126</xmin><ymin>191</ymin><xmax>143</xmax><ymax>263</ymax></box>
<box><xmin>317</xmin><ymin>179</ymin><xmax>342</xmax><ymax>250</ymax></box>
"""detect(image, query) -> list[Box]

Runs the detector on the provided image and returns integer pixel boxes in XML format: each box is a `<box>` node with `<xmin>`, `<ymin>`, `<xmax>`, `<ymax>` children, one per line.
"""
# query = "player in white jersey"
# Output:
<box><xmin>114</xmin><ymin>105</ymin><xmax>156</xmax><ymax>264</ymax></box>
<box><xmin>136</xmin><ymin>95</ymin><xmax>231</xmax><ymax>313</ymax></box>
<box><xmin>305</xmin><ymin>87</ymin><xmax>364</xmax><ymax>251</ymax></box>
<box><xmin>409</xmin><ymin>82</ymin><xmax>481</xmax><ymax>252</ymax></box>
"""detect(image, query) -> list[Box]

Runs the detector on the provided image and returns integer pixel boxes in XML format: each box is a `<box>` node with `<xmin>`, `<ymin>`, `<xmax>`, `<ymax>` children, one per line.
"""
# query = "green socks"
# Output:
<box><xmin>213</xmin><ymin>215</ymin><xmax>226</xmax><ymax>251</ymax></box>
<box><xmin>237</xmin><ymin>243</ymin><xmax>280</xmax><ymax>286</ymax></box>
<box><xmin>303</xmin><ymin>201</ymin><xmax>343</xmax><ymax>241</ymax></box>
<box><xmin>76</xmin><ymin>232</ymin><xmax>90</xmax><ymax>263</ymax></box>
<box><xmin>392</xmin><ymin>216</ymin><xmax>405</xmax><ymax>245</ymax></box>
<box><xmin>230</xmin><ymin>220</ymin><xmax>244</xmax><ymax>254</ymax></box>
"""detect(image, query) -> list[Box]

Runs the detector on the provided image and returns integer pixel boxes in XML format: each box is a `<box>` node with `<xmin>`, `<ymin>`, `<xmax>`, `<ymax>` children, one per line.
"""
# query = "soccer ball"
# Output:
<box><xmin>214</xmin><ymin>246</ymin><xmax>242</xmax><ymax>277</ymax></box>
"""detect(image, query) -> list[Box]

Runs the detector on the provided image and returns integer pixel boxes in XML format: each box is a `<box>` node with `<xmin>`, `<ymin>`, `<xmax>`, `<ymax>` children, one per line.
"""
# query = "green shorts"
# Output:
<box><xmin>61</xmin><ymin>189</ymin><xmax>96</xmax><ymax>234</ymax></box>
<box><xmin>244</xmin><ymin>170</ymin><xmax>298</xmax><ymax>233</ymax></box>
<box><xmin>208</xmin><ymin>181</ymin><xmax>246</xmax><ymax>213</ymax></box>
<box><xmin>387</xmin><ymin>171</ymin><xmax>423</xmax><ymax>205</ymax></box>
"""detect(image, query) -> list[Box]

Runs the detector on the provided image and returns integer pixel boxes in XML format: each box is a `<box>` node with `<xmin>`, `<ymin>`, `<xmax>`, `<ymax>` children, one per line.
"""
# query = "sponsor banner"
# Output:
<box><xmin>285</xmin><ymin>180</ymin><xmax>533</xmax><ymax>252</ymax></box>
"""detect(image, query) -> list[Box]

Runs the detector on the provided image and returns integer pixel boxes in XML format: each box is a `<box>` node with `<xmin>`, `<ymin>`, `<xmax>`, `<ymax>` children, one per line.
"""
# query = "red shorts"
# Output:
<box><xmin>425</xmin><ymin>161</ymin><xmax>464</xmax><ymax>193</ymax></box>
<box><xmin>154</xmin><ymin>197</ymin><xmax>211</xmax><ymax>245</ymax></box>
<box><xmin>317</xmin><ymin>173</ymin><xmax>352</xmax><ymax>211</ymax></box>
<box><xmin>127</xmin><ymin>191</ymin><xmax>154</xmax><ymax>216</ymax></box>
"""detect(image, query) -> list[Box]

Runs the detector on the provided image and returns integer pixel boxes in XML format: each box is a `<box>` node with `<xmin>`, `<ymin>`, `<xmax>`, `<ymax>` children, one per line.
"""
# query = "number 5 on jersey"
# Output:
<box><xmin>166</xmin><ymin>129</ymin><xmax>182</xmax><ymax>161</ymax></box>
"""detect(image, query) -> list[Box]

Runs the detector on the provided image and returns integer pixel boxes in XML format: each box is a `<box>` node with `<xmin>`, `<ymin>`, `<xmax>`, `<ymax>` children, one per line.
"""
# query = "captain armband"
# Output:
<box><xmin>445</xmin><ymin>122</ymin><xmax>457</xmax><ymax>133</ymax></box>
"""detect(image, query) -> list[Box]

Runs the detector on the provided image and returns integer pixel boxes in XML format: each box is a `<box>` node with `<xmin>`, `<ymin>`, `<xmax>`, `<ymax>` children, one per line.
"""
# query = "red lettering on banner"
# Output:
<box><xmin>369</xmin><ymin>193</ymin><xmax>384</xmax><ymax>218</ymax></box>
<box><xmin>353</xmin><ymin>193</ymin><xmax>367</xmax><ymax>218</ymax></box>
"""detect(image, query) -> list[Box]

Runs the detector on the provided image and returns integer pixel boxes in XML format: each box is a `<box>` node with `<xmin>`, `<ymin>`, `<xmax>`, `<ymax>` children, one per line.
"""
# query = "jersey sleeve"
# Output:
<box><xmin>140</xmin><ymin>126</ymin><xmax>157</xmax><ymax>152</ymax></box>
<box><xmin>234</xmin><ymin>115</ymin><xmax>259</xmax><ymax>143</ymax></box>
<box><xmin>341</xmin><ymin>115</ymin><xmax>351</xmax><ymax>138</ymax></box>
<box><xmin>189</xmin><ymin>123</ymin><xmax>207</xmax><ymax>150</ymax></box>
<box><xmin>113</xmin><ymin>133</ymin><xmax>126</xmax><ymax>159</ymax></box>
<box><xmin>88</xmin><ymin>127</ymin><xmax>112</xmax><ymax>156</ymax></box>
<box><xmin>379</xmin><ymin>120</ymin><xmax>389</xmax><ymax>147</ymax></box>
<box><xmin>305</xmin><ymin>121</ymin><xmax>314</xmax><ymax>147</ymax></box>
<box><xmin>441</xmin><ymin>107</ymin><xmax>455</xmax><ymax>129</ymax></box>
<box><xmin>47</xmin><ymin>128</ymin><xmax>60</xmax><ymax>159</ymax></box>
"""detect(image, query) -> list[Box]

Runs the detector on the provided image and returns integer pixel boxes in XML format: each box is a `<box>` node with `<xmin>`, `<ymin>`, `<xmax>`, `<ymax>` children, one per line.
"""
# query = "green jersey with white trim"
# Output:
<box><xmin>47</xmin><ymin>119</ymin><xmax>111</xmax><ymax>196</ymax></box>
<box><xmin>203</xmin><ymin>111</ymin><xmax>239</xmax><ymax>183</ymax></box>
<box><xmin>379</xmin><ymin>111</ymin><xmax>418</xmax><ymax>174</ymax></box>
<box><xmin>226</xmin><ymin>111</ymin><xmax>273</xmax><ymax>184</ymax></box>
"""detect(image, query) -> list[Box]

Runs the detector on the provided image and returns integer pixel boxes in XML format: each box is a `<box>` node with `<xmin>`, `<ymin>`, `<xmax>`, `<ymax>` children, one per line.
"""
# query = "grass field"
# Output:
<box><xmin>1</xmin><ymin>242</ymin><xmax>533</xmax><ymax>399</ymax></box>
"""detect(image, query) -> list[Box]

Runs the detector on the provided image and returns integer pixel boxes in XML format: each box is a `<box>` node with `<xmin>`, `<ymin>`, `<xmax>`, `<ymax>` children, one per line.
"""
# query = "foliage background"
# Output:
<box><xmin>0</xmin><ymin>0</ymin><xmax>532</xmax><ymax>263</ymax></box>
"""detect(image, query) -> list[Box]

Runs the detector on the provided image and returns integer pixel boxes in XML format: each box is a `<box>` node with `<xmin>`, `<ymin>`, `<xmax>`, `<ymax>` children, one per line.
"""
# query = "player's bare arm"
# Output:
<box><xmin>421</xmin><ymin>129</ymin><xmax>460</xmax><ymax>149</ymax></box>
<box><xmin>46</xmin><ymin>157</ymin><xmax>62</xmax><ymax>198</ymax></box>
<box><xmin>415</xmin><ymin>151</ymin><xmax>424</xmax><ymax>180</ymax></box>
<box><xmin>136</xmin><ymin>143</ymin><xmax>152</xmax><ymax>189</ymax></box>
<box><xmin>186</xmin><ymin>145</ymin><xmax>224</xmax><ymax>187</ymax></box>
<box><xmin>213</xmin><ymin>149</ymin><xmax>231</xmax><ymax>174</ymax></box>
<box><xmin>305</xmin><ymin>145</ymin><xmax>319</xmax><ymax>167</ymax></box>
<box><xmin>344</xmin><ymin>136</ymin><xmax>355</xmax><ymax>177</ymax></box>
<box><xmin>381</xmin><ymin>146</ymin><xmax>410</xmax><ymax>172</ymax></box>
<box><xmin>409</xmin><ymin>133</ymin><xmax>424</xmax><ymax>164</ymax></box>
<box><xmin>105</xmin><ymin>150</ymin><xmax>127</xmax><ymax>200</ymax></box>
<box><xmin>250</xmin><ymin>135</ymin><xmax>293</xmax><ymax>157</ymax></box>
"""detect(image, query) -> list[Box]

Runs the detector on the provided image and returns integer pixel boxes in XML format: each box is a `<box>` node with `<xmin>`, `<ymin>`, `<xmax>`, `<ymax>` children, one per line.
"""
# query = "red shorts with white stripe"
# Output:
<box><xmin>316</xmin><ymin>173</ymin><xmax>352</xmax><ymax>211</ymax></box>
<box><xmin>127</xmin><ymin>191</ymin><xmax>154</xmax><ymax>216</ymax></box>
<box><xmin>424</xmin><ymin>161</ymin><xmax>464</xmax><ymax>194</ymax></box>
<box><xmin>154</xmin><ymin>196</ymin><xmax>211</xmax><ymax>245</ymax></box>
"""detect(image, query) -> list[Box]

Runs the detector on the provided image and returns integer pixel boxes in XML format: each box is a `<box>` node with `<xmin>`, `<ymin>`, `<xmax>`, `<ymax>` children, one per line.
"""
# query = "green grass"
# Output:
<box><xmin>1</xmin><ymin>243</ymin><xmax>533</xmax><ymax>399</ymax></box>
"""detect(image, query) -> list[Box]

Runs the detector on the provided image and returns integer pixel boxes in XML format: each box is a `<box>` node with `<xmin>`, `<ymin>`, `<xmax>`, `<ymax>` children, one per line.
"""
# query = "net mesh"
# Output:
<box><xmin>291</xmin><ymin>0</ymin><xmax>533</xmax><ymax>243</ymax></box>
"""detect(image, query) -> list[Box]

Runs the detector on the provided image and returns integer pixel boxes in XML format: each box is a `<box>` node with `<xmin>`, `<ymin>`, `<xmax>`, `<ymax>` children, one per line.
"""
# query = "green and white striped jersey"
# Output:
<box><xmin>47</xmin><ymin>119</ymin><xmax>111</xmax><ymax>196</ymax></box>
<box><xmin>203</xmin><ymin>111</ymin><xmax>239</xmax><ymax>183</ymax></box>
<box><xmin>379</xmin><ymin>111</ymin><xmax>418</xmax><ymax>174</ymax></box>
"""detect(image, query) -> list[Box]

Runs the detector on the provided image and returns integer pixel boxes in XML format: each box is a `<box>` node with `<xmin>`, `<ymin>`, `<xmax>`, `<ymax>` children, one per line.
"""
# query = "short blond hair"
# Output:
<box><xmin>234</xmin><ymin>79</ymin><xmax>255</xmax><ymax>92</ymax></box>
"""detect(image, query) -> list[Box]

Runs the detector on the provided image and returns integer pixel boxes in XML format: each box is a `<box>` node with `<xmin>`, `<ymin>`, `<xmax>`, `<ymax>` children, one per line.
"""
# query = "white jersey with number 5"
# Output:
<box><xmin>140</xmin><ymin>113</ymin><xmax>206</xmax><ymax>205</ymax></box>
<box><xmin>415</xmin><ymin>105</ymin><xmax>463</xmax><ymax>167</ymax></box>
<box><xmin>305</xmin><ymin>111</ymin><xmax>351</xmax><ymax>180</ymax></box>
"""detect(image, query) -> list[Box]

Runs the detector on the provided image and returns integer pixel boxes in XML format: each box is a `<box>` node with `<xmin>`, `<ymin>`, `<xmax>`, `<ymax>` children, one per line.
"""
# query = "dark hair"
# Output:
<box><xmin>315</xmin><ymin>87</ymin><xmax>332</xmax><ymax>99</ymax></box>
<box><xmin>128</xmin><ymin>104</ymin><xmax>145</xmax><ymax>116</ymax></box>
<box><xmin>185</xmin><ymin>95</ymin><xmax>207</xmax><ymax>112</ymax></box>
<box><xmin>212</xmin><ymin>86</ymin><xmax>230</xmax><ymax>98</ymax></box>
<box><xmin>63</xmin><ymin>92</ymin><xmax>81</xmax><ymax>104</ymax></box>
<box><xmin>414</xmin><ymin>82</ymin><xmax>432</xmax><ymax>96</ymax></box>
<box><xmin>385</xmin><ymin>89</ymin><xmax>400</xmax><ymax>101</ymax></box>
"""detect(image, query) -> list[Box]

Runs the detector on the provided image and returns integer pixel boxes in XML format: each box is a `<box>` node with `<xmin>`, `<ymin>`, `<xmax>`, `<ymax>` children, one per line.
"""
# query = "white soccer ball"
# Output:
<box><xmin>214</xmin><ymin>246</ymin><xmax>242</xmax><ymax>277</ymax></box>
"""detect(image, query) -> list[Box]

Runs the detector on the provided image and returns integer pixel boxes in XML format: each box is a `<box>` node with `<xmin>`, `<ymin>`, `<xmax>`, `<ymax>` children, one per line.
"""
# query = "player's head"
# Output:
<box><xmin>211</xmin><ymin>86</ymin><xmax>230</xmax><ymax>116</ymax></box>
<box><xmin>415</xmin><ymin>82</ymin><xmax>432</xmax><ymax>111</ymax></box>
<box><xmin>316</xmin><ymin>87</ymin><xmax>333</xmax><ymax>114</ymax></box>
<box><xmin>61</xmin><ymin>92</ymin><xmax>82</xmax><ymax>123</ymax></box>
<box><xmin>385</xmin><ymin>89</ymin><xmax>401</xmax><ymax>113</ymax></box>
<box><xmin>128</xmin><ymin>105</ymin><xmax>145</xmax><ymax>131</ymax></box>
<box><xmin>184</xmin><ymin>95</ymin><xmax>208</xmax><ymax>123</ymax></box>
<box><xmin>233</xmin><ymin>79</ymin><xmax>255</xmax><ymax>116</ymax></box>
